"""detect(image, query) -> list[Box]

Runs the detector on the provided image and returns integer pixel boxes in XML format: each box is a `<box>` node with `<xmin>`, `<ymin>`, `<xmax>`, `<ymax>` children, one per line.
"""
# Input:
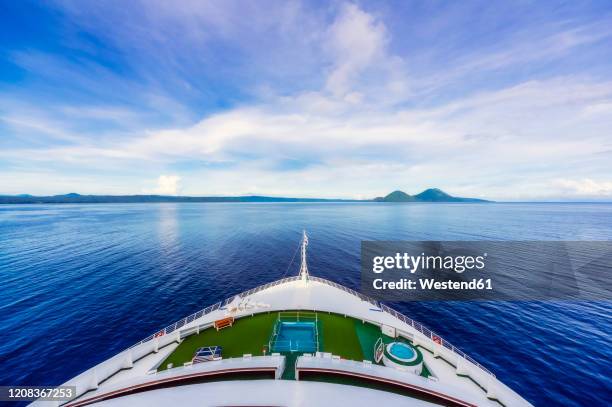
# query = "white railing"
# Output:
<box><xmin>269</xmin><ymin>339</ymin><xmax>319</xmax><ymax>352</ymax></box>
<box><xmin>130</xmin><ymin>276</ymin><xmax>301</xmax><ymax>348</ymax></box>
<box><xmin>128</xmin><ymin>274</ymin><xmax>493</xmax><ymax>376</ymax></box>
<box><xmin>278</xmin><ymin>311</ymin><xmax>318</xmax><ymax>322</ymax></box>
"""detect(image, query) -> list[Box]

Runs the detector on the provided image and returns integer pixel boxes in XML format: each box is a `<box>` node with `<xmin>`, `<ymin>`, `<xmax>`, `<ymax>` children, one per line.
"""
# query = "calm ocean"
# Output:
<box><xmin>1</xmin><ymin>203</ymin><xmax>610</xmax><ymax>406</ymax></box>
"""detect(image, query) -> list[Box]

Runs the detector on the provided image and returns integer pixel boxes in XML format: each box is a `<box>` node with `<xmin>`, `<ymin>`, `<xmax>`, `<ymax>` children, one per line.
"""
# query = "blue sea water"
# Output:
<box><xmin>0</xmin><ymin>202</ymin><xmax>610</xmax><ymax>406</ymax></box>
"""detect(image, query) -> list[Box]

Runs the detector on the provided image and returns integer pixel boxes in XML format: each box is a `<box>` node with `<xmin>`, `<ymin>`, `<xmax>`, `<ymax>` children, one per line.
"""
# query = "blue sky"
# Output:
<box><xmin>1</xmin><ymin>0</ymin><xmax>612</xmax><ymax>200</ymax></box>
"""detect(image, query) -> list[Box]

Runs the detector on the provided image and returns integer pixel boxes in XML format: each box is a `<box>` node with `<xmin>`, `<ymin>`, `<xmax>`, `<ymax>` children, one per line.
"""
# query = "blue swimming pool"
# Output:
<box><xmin>270</xmin><ymin>321</ymin><xmax>317</xmax><ymax>352</ymax></box>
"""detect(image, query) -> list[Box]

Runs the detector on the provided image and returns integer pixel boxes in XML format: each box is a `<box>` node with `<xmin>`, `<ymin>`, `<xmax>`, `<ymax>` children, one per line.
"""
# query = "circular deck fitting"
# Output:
<box><xmin>382</xmin><ymin>341</ymin><xmax>423</xmax><ymax>374</ymax></box>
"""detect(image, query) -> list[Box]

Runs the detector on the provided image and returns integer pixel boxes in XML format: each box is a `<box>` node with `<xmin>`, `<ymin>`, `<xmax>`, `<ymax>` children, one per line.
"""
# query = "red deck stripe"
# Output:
<box><xmin>66</xmin><ymin>367</ymin><xmax>275</xmax><ymax>407</ymax></box>
<box><xmin>297</xmin><ymin>367</ymin><xmax>477</xmax><ymax>407</ymax></box>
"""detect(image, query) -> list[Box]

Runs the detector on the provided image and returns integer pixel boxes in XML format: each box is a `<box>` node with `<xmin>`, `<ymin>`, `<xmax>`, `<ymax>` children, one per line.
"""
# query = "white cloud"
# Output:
<box><xmin>553</xmin><ymin>178</ymin><xmax>612</xmax><ymax>197</ymax></box>
<box><xmin>150</xmin><ymin>175</ymin><xmax>182</xmax><ymax>195</ymax></box>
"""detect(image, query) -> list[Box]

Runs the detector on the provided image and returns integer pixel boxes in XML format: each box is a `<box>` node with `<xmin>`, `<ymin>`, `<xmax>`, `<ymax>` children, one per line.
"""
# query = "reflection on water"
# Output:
<box><xmin>157</xmin><ymin>204</ymin><xmax>180</xmax><ymax>258</ymax></box>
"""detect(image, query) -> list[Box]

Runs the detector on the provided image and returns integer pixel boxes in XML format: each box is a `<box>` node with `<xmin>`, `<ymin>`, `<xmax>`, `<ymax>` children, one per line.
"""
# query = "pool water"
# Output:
<box><xmin>271</xmin><ymin>322</ymin><xmax>317</xmax><ymax>352</ymax></box>
<box><xmin>389</xmin><ymin>342</ymin><xmax>416</xmax><ymax>361</ymax></box>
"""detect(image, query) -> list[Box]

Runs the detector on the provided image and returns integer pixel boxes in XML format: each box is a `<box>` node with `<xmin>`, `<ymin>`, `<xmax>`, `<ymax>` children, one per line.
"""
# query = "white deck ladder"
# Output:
<box><xmin>374</xmin><ymin>337</ymin><xmax>384</xmax><ymax>363</ymax></box>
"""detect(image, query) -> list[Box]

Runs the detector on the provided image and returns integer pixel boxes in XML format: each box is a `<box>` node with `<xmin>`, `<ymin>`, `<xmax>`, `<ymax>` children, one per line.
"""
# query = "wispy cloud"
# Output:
<box><xmin>324</xmin><ymin>4</ymin><xmax>390</xmax><ymax>97</ymax></box>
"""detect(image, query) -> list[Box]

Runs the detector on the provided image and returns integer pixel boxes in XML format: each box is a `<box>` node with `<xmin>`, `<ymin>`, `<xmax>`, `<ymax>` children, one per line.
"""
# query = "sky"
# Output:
<box><xmin>1</xmin><ymin>0</ymin><xmax>611</xmax><ymax>200</ymax></box>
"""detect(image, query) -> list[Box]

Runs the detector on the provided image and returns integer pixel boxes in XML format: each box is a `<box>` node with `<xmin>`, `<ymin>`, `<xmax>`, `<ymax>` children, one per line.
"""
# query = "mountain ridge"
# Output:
<box><xmin>0</xmin><ymin>193</ymin><xmax>354</xmax><ymax>204</ymax></box>
<box><xmin>0</xmin><ymin>189</ymin><xmax>489</xmax><ymax>204</ymax></box>
<box><xmin>374</xmin><ymin>188</ymin><xmax>489</xmax><ymax>202</ymax></box>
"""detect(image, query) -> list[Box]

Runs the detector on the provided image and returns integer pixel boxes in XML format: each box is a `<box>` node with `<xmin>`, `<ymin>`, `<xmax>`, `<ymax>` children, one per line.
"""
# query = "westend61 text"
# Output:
<box><xmin>373</xmin><ymin>278</ymin><xmax>493</xmax><ymax>291</ymax></box>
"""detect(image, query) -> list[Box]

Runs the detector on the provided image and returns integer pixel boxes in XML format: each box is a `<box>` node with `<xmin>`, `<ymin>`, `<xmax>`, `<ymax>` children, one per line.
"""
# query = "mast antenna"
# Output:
<box><xmin>299</xmin><ymin>230</ymin><xmax>309</xmax><ymax>281</ymax></box>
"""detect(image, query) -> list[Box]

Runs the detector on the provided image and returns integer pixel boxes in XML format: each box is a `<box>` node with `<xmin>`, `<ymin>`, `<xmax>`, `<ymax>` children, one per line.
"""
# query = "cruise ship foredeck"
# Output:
<box><xmin>53</xmin><ymin>276</ymin><xmax>527</xmax><ymax>407</ymax></box>
<box><xmin>38</xmin><ymin>233</ymin><xmax>533</xmax><ymax>407</ymax></box>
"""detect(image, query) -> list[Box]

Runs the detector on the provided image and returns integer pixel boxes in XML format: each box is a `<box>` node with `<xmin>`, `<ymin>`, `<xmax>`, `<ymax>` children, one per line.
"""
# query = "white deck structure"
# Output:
<box><xmin>88</xmin><ymin>380</ymin><xmax>440</xmax><ymax>407</ymax></box>
<box><xmin>32</xmin><ymin>233</ymin><xmax>532</xmax><ymax>407</ymax></box>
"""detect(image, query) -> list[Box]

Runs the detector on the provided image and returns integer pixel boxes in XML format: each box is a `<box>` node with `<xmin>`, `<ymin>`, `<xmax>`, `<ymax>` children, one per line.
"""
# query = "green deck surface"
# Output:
<box><xmin>158</xmin><ymin>312</ymin><xmax>277</xmax><ymax>371</ymax></box>
<box><xmin>158</xmin><ymin>310</ymin><xmax>435</xmax><ymax>381</ymax></box>
<box><xmin>158</xmin><ymin>311</ymin><xmax>381</xmax><ymax>372</ymax></box>
<box><xmin>281</xmin><ymin>353</ymin><xmax>299</xmax><ymax>380</ymax></box>
<box><xmin>354</xmin><ymin>320</ymin><xmax>381</xmax><ymax>361</ymax></box>
<box><xmin>318</xmin><ymin>313</ymin><xmax>366</xmax><ymax>361</ymax></box>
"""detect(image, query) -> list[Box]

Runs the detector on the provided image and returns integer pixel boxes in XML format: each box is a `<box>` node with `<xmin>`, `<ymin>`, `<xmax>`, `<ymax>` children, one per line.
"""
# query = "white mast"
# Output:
<box><xmin>299</xmin><ymin>230</ymin><xmax>309</xmax><ymax>282</ymax></box>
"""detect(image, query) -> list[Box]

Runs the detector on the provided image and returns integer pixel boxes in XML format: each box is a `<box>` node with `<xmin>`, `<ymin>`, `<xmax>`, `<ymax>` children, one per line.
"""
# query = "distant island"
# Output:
<box><xmin>374</xmin><ymin>188</ymin><xmax>489</xmax><ymax>203</ymax></box>
<box><xmin>0</xmin><ymin>188</ymin><xmax>489</xmax><ymax>204</ymax></box>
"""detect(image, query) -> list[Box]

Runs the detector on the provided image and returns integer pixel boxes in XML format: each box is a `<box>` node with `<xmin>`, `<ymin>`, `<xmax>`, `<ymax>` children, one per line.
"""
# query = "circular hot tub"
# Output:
<box><xmin>382</xmin><ymin>341</ymin><xmax>423</xmax><ymax>374</ymax></box>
